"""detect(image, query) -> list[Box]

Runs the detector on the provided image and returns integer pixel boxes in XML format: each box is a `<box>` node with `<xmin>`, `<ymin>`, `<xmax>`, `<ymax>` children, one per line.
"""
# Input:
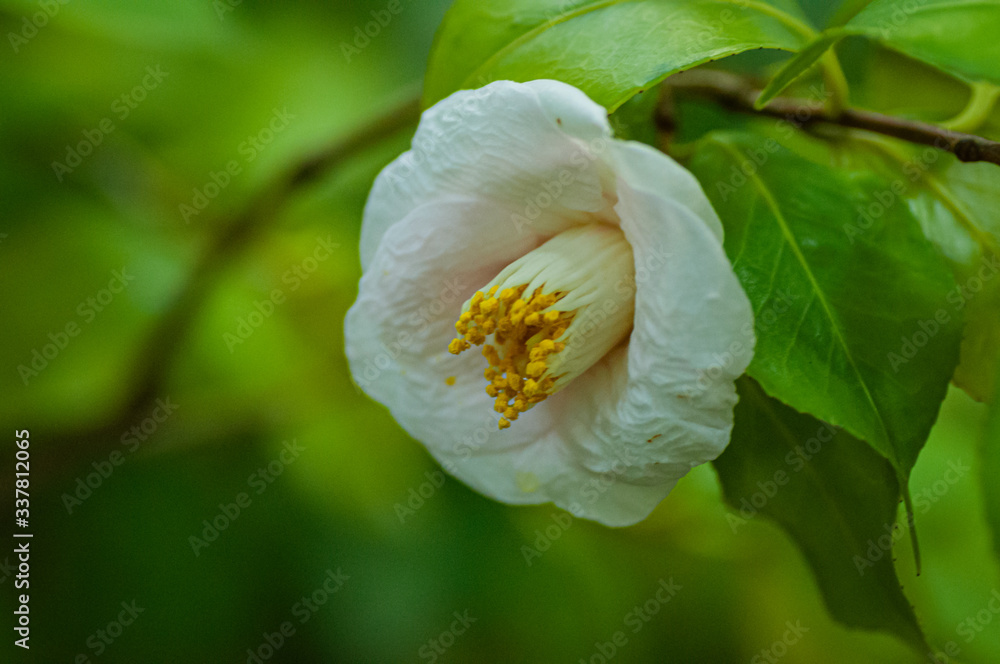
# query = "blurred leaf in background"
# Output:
<box><xmin>1</xmin><ymin>1</ymin><xmax>999</xmax><ymax>663</ymax></box>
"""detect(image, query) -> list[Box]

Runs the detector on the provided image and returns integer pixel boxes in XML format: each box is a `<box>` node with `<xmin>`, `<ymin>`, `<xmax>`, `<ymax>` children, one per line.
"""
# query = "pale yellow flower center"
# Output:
<box><xmin>448</xmin><ymin>224</ymin><xmax>636</xmax><ymax>429</ymax></box>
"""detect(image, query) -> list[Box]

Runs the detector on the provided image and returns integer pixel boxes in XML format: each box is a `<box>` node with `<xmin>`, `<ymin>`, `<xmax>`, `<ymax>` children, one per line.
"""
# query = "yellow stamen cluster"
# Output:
<box><xmin>448</xmin><ymin>284</ymin><xmax>574</xmax><ymax>429</ymax></box>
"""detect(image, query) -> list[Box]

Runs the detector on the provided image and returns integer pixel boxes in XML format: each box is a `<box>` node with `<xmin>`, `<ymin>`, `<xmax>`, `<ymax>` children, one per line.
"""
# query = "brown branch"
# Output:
<box><xmin>663</xmin><ymin>69</ymin><xmax>1000</xmax><ymax>167</ymax></box>
<box><xmin>37</xmin><ymin>93</ymin><xmax>422</xmax><ymax>484</ymax></box>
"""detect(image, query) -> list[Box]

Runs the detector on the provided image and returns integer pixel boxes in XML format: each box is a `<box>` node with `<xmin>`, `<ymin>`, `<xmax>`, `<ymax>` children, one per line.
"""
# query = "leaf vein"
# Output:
<box><xmin>715</xmin><ymin>140</ymin><xmax>897</xmax><ymax>463</ymax></box>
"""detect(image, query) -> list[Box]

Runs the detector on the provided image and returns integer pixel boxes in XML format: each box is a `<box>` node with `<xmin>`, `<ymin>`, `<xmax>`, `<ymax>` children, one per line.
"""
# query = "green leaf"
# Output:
<box><xmin>714</xmin><ymin>378</ymin><xmax>926</xmax><ymax>648</ymax></box>
<box><xmin>984</xmin><ymin>361</ymin><xmax>1000</xmax><ymax>567</ymax></box>
<box><xmin>609</xmin><ymin>87</ymin><xmax>664</xmax><ymax>146</ymax></box>
<box><xmin>847</xmin><ymin>0</ymin><xmax>1000</xmax><ymax>85</ymax></box>
<box><xmin>796</xmin><ymin>133</ymin><xmax>1000</xmax><ymax>403</ymax></box>
<box><xmin>755</xmin><ymin>32</ymin><xmax>845</xmax><ymax>108</ymax></box>
<box><xmin>827</xmin><ymin>0</ymin><xmax>876</xmax><ymax>26</ymax></box>
<box><xmin>904</xmin><ymin>156</ymin><xmax>1000</xmax><ymax>403</ymax></box>
<box><xmin>687</xmin><ymin>128</ymin><xmax>962</xmax><ymax>504</ymax></box>
<box><xmin>424</xmin><ymin>0</ymin><xmax>814</xmax><ymax>110</ymax></box>
<box><xmin>761</xmin><ymin>0</ymin><xmax>1000</xmax><ymax>102</ymax></box>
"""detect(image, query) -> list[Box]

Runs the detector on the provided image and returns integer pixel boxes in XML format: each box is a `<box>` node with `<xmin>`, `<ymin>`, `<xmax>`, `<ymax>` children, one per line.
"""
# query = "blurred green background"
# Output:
<box><xmin>1</xmin><ymin>1</ymin><xmax>998</xmax><ymax>662</ymax></box>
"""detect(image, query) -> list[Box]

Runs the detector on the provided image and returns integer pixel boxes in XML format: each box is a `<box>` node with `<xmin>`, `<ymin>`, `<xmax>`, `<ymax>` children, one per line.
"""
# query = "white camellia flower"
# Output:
<box><xmin>345</xmin><ymin>79</ymin><xmax>754</xmax><ymax>526</ymax></box>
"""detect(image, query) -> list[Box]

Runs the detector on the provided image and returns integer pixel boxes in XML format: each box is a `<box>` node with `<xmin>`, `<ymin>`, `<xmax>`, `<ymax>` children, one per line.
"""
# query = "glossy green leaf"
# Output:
<box><xmin>424</xmin><ymin>0</ymin><xmax>814</xmax><ymax>110</ymax></box>
<box><xmin>770</xmin><ymin>130</ymin><xmax>1000</xmax><ymax>403</ymax></box>
<box><xmin>889</xmin><ymin>156</ymin><xmax>1000</xmax><ymax>403</ymax></box>
<box><xmin>715</xmin><ymin>378</ymin><xmax>926</xmax><ymax>648</ymax></box>
<box><xmin>687</xmin><ymin>128</ymin><xmax>962</xmax><ymax>493</ymax></box>
<box><xmin>847</xmin><ymin>0</ymin><xmax>1000</xmax><ymax>85</ymax></box>
<box><xmin>760</xmin><ymin>0</ymin><xmax>1000</xmax><ymax>106</ymax></box>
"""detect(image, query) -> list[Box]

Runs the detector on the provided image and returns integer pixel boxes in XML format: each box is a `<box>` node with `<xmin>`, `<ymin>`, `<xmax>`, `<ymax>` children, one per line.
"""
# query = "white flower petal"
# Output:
<box><xmin>360</xmin><ymin>80</ymin><xmax>615</xmax><ymax>269</ymax></box>
<box><xmin>440</xmin><ymin>143</ymin><xmax>757</xmax><ymax>526</ymax></box>
<box><xmin>347</xmin><ymin>80</ymin><xmax>755</xmax><ymax>527</ymax></box>
<box><xmin>346</xmin><ymin>195</ymin><xmax>576</xmax><ymax>445</ymax></box>
<box><xmin>597</xmin><ymin>141</ymin><xmax>755</xmax><ymax>474</ymax></box>
<box><xmin>609</xmin><ymin>140</ymin><xmax>725</xmax><ymax>242</ymax></box>
<box><xmin>474</xmin><ymin>167</ymin><xmax>754</xmax><ymax>525</ymax></box>
<box><xmin>419</xmin><ymin>348</ymin><xmax>691</xmax><ymax>527</ymax></box>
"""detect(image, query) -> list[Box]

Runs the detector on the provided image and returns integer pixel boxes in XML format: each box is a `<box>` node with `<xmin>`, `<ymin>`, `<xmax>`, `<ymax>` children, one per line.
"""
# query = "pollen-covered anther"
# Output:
<box><xmin>448</xmin><ymin>339</ymin><xmax>470</xmax><ymax>355</ymax></box>
<box><xmin>446</xmin><ymin>225</ymin><xmax>635</xmax><ymax>430</ymax></box>
<box><xmin>454</xmin><ymin>311</ymin><xmax>474</xmax><ymax>335</ymax></box>
<box><xmin>447</xmin><ymin>282</ymin><xmax>575</xmax><ymax>429</ymax></box>
<box><xmin>480</xmin><ymin>298</ymin><xmax>499</xmax><ymax>316</ymax></box>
